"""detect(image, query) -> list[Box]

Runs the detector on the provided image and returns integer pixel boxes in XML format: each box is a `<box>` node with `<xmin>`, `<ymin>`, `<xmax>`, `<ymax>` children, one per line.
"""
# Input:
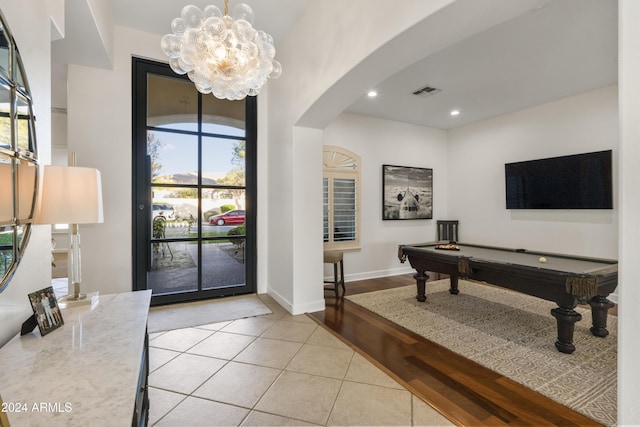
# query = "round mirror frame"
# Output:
<box><xmin>0</xmin><ymin>9</ymin><xmax>38</xmax><ymax>292</ymax></box>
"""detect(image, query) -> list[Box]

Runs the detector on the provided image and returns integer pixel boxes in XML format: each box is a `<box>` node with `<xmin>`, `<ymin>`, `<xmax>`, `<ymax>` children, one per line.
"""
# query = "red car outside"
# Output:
<box><xmin>209</xmin><ymin>209</ymin><xmax>245</xmax><ymax>225</ymax></box>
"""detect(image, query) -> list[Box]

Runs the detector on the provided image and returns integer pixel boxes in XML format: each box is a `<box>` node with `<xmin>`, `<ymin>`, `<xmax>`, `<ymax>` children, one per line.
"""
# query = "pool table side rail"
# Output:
<box><xmin>399</xmin><ymin>242</ymin><xmax>617</xmax><ymax>264</ymax></box>
<box><xmin>398</xmin><ymin>242</ymin><xmax>618</xmax><ymax>300</ymax></box>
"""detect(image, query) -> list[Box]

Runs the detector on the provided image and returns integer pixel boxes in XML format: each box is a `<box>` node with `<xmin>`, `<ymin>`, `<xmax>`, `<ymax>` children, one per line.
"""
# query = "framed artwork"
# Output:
<box><xmin>28</xmin><ymin>286</ymin><xmax>64</xmax><ymax>336</ymax></box>
<box><xmin>382</xmin><ymin>164</ymin><xmax>433</xmax><ymax>220</ymax></box>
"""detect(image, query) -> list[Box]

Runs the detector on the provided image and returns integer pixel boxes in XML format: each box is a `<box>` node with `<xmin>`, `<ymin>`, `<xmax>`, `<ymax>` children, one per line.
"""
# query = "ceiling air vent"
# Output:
<box><xmin>412</xmin><ymin>85</ymin><xmax>441</xmax><ymax>97</ymax></box>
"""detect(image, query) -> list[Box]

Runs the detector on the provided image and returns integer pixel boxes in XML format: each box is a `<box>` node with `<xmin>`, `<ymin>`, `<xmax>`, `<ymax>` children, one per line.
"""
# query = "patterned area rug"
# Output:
<box><xmin>346</xmin><ymin>279</ymin><xmax>617</xmax><ymax>426</ymax></box>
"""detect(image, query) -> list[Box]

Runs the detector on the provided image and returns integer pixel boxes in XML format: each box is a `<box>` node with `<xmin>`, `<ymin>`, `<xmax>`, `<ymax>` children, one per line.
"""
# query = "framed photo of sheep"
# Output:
<box><xmin>382</xmin><ymin>165</ymin><xmax>433</xmax><ymax>220</ymax></box>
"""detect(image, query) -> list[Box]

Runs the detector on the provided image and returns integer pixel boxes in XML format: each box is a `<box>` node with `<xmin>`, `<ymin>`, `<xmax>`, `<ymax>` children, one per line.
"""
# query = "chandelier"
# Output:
<box><xmin>161</xmin><ymin>1</ymin><xmax>282</xmax><ymax>100</ymax></box>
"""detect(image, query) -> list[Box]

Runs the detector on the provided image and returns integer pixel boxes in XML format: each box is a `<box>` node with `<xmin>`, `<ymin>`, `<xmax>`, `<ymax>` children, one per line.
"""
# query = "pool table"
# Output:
<box><xmin>398</xmin><ymin>242</ymin><xmax>618</xmax><ymax>354</ymax></box>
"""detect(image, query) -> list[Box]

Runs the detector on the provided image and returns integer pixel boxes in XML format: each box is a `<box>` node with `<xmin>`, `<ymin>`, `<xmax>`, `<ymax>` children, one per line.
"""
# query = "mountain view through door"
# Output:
<box><xmin>132</xmin><ymin>58</ymin><xmax>256</xmax><ymax>305</ymax></box>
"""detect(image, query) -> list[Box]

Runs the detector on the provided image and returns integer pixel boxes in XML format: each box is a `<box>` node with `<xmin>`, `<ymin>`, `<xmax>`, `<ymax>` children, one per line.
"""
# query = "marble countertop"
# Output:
<box><xmin>0</xmin><ymin>290</ymin><xmax>151</xmax><ymax>426</ymax></box>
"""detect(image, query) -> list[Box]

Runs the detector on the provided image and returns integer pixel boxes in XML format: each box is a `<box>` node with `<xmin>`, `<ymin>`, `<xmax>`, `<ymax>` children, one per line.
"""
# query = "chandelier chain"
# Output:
<box><xmin>224</xmin><ymin>0</ymin><xmax>229</xmax><ymax>16</ymax></box>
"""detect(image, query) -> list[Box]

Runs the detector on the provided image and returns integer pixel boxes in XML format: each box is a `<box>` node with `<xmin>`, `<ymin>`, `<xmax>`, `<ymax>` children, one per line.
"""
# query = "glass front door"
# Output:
<box><xmin>132</xmin><ymin>59</ymin><xmax>256</xmax><ymax>305</ymax></box>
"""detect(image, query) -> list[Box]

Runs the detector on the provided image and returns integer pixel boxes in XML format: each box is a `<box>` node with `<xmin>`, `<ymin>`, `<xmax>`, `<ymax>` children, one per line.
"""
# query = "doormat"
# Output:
<box><xmin>148</xmin><ymin>294</ymin><xmax>272</xmax><ymax>333</ymax></box>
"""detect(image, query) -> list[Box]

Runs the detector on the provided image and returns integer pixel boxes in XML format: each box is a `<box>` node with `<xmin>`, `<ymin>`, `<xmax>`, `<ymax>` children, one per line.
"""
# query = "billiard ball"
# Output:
<box><xmin>539</xmin><ymin>257</ymin><xmax>547</xmax><ymax>263</ymax></box>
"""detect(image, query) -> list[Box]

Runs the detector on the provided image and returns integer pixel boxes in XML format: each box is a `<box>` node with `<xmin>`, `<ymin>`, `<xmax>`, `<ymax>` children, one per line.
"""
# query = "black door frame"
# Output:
<box><xmin>131</xmin><ymin>57</ymin><xmax>257</xmax><ymax>306</ymax></box>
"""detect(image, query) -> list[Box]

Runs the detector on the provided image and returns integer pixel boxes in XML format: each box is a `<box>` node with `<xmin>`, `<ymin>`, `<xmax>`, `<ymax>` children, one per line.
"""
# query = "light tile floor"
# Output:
<box><xmin>148</xmin><ymin>295</ymin><xmax>454</xmax><ymax>426</ymax></box>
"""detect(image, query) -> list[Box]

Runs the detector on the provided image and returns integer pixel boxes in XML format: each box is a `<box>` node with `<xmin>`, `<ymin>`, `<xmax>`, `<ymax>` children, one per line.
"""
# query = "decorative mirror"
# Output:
<box><xmin>0</xmin><ymin>9</ymin><xmax>38</xmax><ymax>292</ymax></box>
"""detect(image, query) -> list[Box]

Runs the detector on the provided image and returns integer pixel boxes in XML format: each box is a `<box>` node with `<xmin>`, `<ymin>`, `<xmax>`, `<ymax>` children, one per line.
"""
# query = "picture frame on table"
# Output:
<box><xmin>27</xmin><ymin>286</ymin><xmax>64</xmax><ymax>336</ymax></box>
<box><xmin>382</xmin><ymin>164</ymin><xmax>433</xmax><ymax>220</ymax></box>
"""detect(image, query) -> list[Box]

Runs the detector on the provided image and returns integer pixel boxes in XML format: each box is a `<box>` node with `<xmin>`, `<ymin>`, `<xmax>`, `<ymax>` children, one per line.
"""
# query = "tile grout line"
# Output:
<box><xmin>152</xmin><ymin>315</ymin><xmax>317</xmax><ymax>425</ymax></box>
<box><xmin>324</xmin><ymin>350</ymin><xmax>357</xmax><ymax>426</ymax></box>
<box><xmin>152</xmin><ymin>305</ymin><xmax>420</xmax><ymax>426</ymax></box>
<box><xmin>149</xmin><ymin>318</ymin><xmax>248</xmax><ymax>425</ymax></box>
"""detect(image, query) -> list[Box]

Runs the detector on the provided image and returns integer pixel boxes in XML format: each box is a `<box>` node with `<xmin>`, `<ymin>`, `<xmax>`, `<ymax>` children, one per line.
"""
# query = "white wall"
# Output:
<box><xmin>0</xmin><ymin>0</ymin><xmax>52</xmax><ymax>347</ymax></box>
<box><xmin>447</xmin><ymin>86</ymin><xmax>618</xmax><ymax>259</ymax></box>
<box><xmin>618</xmin><ymin>0</ymin><xmax>640</xmax><ymax>423</ymax></box>
<box><xmin>256</xmin><ymin>89</ymin><xmax>270</xmax><ymax>294</ymax></box>
<box><xmin>292</xmin><ymin>127</ymin><xmax>324</xmax><ymax>312</ymax></box>
<box><xmin>66</xmin><ymin>26</ymin><xmax>161</xmax><ymax>295</ymax></box>
<box><xmin>323</xmin><ymin>113</ymin><xmax>448</xmax><ymax>281</ymax></box>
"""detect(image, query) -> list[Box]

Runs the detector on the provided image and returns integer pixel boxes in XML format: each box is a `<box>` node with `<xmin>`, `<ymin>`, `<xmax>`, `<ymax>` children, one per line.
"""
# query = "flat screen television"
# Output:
<box><xmin>505</xmin><ymin>150</ymin><xmax>613</xmax><ymax>209</ymax></box>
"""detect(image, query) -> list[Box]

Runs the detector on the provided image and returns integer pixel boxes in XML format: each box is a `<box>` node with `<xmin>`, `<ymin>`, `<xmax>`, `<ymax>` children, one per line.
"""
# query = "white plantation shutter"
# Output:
<box><xmin>323</xmin><ymin>146</ymin><xmax>360</xmax><ymax>250</ymax></box>
<box><xmin>323</xmin><ymin>177</ymin><xmax>329</xmax><ymax>242</ymax></box>
<box><xmin>333</xmin><ymin>178</ymin><xmax>356</xmax><ymax>241</ymax></box>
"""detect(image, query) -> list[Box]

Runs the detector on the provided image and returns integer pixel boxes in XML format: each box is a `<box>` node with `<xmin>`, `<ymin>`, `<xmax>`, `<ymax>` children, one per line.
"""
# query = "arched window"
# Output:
<box><xmin>323</xmin><ymin>145</ymin><xmax>360</xmax><ymax>250</ymax></box>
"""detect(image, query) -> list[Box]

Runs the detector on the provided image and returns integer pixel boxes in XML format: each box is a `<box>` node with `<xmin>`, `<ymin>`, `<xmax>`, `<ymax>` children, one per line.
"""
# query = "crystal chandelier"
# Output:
<box><xmin>161</xmin><ymin>1</ymin><xmax>282</xmax><ymax>100</ymax></box>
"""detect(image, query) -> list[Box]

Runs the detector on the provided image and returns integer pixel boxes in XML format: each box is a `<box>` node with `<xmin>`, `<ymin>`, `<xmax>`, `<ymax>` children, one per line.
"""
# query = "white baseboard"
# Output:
<box><xmin>266</xmin><ymin>288</ymin><xmax>325</xmax><ymax>315</ymax></box>
<box><xmin>266</xmin><ymin>288</ymin><xmax>292</xmax><ymax>313</ymax></box>
<box><xmin>324</xmin><ymin>266</ymin><xmax>415</xmax><ymax>284</ymax></box>
<box><xmin>291</xmin><ymin>299</ymin><xmax>326</xmax><ymax>315</ymax></box>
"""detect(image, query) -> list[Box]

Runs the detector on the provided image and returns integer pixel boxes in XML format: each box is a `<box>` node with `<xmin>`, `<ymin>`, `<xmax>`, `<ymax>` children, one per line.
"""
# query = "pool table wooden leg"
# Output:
<box><xmin>449</xmin><ymin>274</ymin><xmax>460</xmax><ymax>295</ymax></box>
<box><xmin>589</xmin><ymin>296</ymin><xmax>614</xmax><ymax>338</ymax></box>
<box><xmin>414</xmin><ymin>270</ymin><xmax>428</xmax><ymax>302</ymax></box>
<box><xmin>550</xmin><ymin>306</ymin><xmax>582</xmax><ymax>354</ymax></box>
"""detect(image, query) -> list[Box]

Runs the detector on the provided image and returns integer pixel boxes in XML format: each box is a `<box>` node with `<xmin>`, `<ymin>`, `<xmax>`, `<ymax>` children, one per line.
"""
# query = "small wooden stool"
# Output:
<box><xmin>323</xmin><ymin>250</ymin><xmax>345</xmax><ymax>298</ymax></box>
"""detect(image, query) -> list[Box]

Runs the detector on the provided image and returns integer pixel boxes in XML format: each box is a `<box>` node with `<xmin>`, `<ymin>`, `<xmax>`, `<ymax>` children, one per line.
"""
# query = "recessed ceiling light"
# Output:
<box><xmin>367</xmin><ymin>90</ymin><xmax>378</xmax><ymax>98</ymax></box>
<box><xmin>450</xmin><ymin>110</ymin><xmax>460</xmax><ymax>116</ymax></box>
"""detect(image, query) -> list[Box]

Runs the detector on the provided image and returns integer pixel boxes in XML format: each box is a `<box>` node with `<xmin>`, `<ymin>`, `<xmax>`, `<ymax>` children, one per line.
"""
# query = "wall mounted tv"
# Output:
<box><xmin>505</xmin><ymin>150</ymin><xmax>613</xmax><ymax>209</ymax></box>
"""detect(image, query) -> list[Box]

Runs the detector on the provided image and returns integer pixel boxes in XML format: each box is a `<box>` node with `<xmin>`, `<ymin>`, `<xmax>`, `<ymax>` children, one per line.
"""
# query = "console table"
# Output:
<box><xmin>0</xmin><ymin>290</ymin><xmax>151</xmax><ymax>426</ymax></box>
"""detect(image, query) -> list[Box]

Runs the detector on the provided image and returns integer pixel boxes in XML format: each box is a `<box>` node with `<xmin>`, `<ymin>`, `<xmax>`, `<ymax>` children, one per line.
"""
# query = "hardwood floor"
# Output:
<box><xmin>309</xmin><ymin>274</ymin><xmax>603</xmax><ymax>426</ymax></box>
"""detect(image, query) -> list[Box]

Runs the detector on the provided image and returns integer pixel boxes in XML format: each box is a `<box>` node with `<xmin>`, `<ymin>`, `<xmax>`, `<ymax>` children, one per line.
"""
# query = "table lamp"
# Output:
<box><xmin>35</xmin><ymin>161</ymin><xmax>103</xmax><ymax>302</ymax></box>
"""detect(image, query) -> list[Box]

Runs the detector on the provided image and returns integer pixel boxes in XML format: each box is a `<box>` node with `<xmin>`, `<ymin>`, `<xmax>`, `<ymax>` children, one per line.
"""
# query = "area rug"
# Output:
<box><xmin>148</xmin><ymin>294</ymin><xmax>271</xmax><ymax>333</ymax></box>
<box><xmin>346</xmin><ymin>279</ymin><xmax>617</xmax><ymax>426</ymax></box>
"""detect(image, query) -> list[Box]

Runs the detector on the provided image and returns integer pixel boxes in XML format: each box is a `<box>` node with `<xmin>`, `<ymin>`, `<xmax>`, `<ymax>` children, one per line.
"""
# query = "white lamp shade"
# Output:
<box><xmin>35</xmin><ymin>165</ymin><xmax>104</xmax><ymax>225</ymax></box>
<box><xmin>0</xmin><ymin>161</ymin><xmax>13</xmax><ymax>222</ymax></box>
<box><xmin>17</xmin><ymin>159</ymin><xmax>37</xmax><ymax>221</ymax></box>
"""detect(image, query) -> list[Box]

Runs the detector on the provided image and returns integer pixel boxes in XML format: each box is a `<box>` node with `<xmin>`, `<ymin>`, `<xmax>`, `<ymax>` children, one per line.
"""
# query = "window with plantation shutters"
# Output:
<box><xmin>323</xmin><ymin>146</ymin><xmax>360</xmax><ymax>250</ymax></box>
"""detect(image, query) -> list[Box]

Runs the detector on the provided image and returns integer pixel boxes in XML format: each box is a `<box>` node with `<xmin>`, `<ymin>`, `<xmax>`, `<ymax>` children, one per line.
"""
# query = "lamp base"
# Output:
<box><xmin>64</xmin><ymin>293</ymin><xmax>87</xmax><ymax>301</ymax></box>
<box><xmin>58</xmin><ymin>292</ymin><xmax>99</xmax><ymax>308</ymax></box>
